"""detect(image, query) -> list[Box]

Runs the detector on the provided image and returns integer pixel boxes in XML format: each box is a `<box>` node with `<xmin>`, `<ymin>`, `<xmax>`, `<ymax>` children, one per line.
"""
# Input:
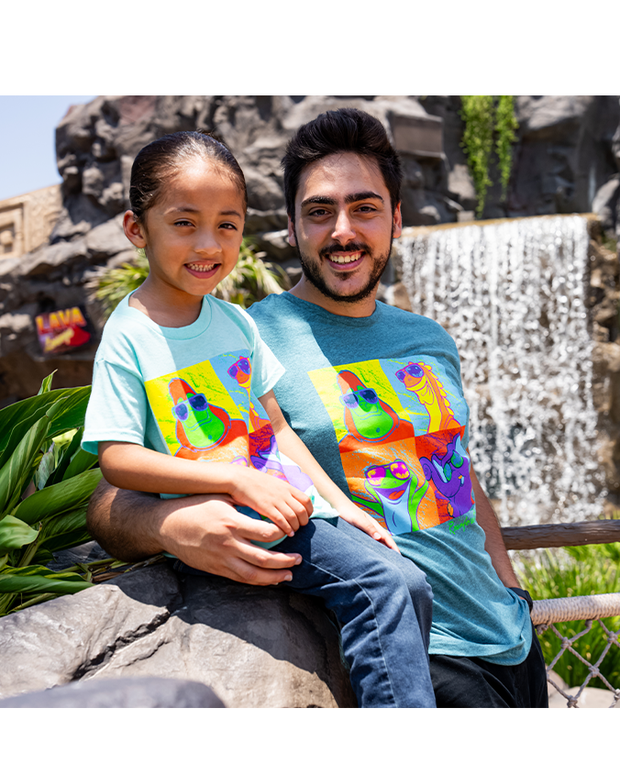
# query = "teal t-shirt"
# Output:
<box><xmin>82</xmin><ymin>293</ymin><xmax>338</xmax><ymax>546</ymax></box>
<box><xmin>249</xmin><ymin>292</ymin><xmax>532</xmax><ymax>664</ymax></box>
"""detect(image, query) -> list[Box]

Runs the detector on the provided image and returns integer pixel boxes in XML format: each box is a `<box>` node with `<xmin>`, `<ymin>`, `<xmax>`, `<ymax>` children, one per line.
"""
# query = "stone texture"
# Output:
<box><xmin>0</xmin><ymin>676</ymin><xmax>225</xmax><ymax>708</ymax></box>
<box><xmin>0</xmin><ymin>563</ymin><xmax>356</xmax><ymax>709</ymax></box>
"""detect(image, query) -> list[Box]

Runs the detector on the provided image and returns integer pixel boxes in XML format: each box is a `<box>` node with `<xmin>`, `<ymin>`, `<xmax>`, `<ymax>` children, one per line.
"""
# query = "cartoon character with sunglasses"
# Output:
<box><xmin>352</xmin><ymin>459</ymin><xmax>430</xmax><ymax>534</ymax></box>
<box><xmin>337</xmin><ymin>370</ymin><xmax>413</xmax><ymax>451</ymax></box>
<box><xmin>395</xmin><ymin>361</ymin><xmax>460</xmax><ymax>433</ymax></box>
<box><xmin>169</xmin><ymin>377</ymin><xmax>244</xmax><ymax>459</ymax></box>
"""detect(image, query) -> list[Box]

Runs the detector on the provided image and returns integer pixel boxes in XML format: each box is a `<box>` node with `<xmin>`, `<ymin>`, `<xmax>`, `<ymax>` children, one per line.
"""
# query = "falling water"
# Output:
<box><xmin>400</xmin><ymin>215</ymin><xmax>606</xmax><ymax>526</ymax></box>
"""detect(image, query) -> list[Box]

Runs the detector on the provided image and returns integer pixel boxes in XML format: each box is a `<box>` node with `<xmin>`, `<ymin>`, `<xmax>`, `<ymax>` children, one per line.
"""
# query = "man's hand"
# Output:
<box><xmin>336</xmin><ymin>501</ymin><xmax>401</xmax><ymax>553</ymax></box>
<box><xmin>87</xmin><ymin>480</ymin><xmax>304</xmax><ymax>586</ymax></box>
<box><xmin>160</xmin><ymin>494</ymin><xmax>305</xmax><ymax>584</ymax></box>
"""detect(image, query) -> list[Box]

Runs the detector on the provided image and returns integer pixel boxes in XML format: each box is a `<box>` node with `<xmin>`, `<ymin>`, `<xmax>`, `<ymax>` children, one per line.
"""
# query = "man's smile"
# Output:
<box><xmin>327</xmin><ymin>251</ymin><xmax>364</xmax><ymax>266</ymax></box>
<box><xmin>321</xmin><ymin>242</ymin><xmax>369</xmax><ymax>270</ymax></box>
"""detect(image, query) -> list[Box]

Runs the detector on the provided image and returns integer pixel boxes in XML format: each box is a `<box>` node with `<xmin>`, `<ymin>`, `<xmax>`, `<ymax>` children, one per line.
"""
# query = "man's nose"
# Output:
<box><xmin>331</xmin><ymin>209</ymin><xmax>355</xmax><ymax>245</ymax></box>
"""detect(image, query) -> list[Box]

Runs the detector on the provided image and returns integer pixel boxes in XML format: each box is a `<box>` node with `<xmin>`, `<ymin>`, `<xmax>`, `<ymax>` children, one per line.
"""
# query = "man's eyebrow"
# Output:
<box><xmin>301</xmin><ymin>191</ymin><xmax>384</xmax><ymax>208</ymax></box>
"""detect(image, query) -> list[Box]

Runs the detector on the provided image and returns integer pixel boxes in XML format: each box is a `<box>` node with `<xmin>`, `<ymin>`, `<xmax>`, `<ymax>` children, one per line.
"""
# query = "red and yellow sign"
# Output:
<box><xmin>35</xmin><ymin>306</ymin><xmax>92</xmax><ymax>355</ymax></box>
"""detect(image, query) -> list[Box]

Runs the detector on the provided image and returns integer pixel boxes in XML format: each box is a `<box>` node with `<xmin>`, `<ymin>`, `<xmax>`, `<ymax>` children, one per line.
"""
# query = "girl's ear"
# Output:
<box><xmin>123</xmin><ymin>210</ymin><xmax>147</xmax><ymax>249</ymax></box>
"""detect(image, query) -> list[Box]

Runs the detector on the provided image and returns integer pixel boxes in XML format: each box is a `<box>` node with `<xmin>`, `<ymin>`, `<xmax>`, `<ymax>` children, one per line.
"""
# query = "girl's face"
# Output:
<box><xmin>123</xmin><ymin>158</ymin><xmax>245</xmax><ymax>309</ymax></box>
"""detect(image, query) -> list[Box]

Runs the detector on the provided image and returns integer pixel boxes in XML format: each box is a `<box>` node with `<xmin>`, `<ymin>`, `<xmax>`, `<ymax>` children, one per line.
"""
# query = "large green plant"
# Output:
<box><xmin>0</xmin><ymin>373</ymin><xmax>102</xmax><ymax>617</ymax></box>
<box><xmin>94</xmin><ymin>239</ymin><xmax>287</xmax><ymax>320</ymax></box>
<box><xmin>460</xmin><ymin>96</ymin><xmax>519</xmax><ymax>218</ymax></box>
<box><xmin>518</xmin><ymin>540</ymin><xmax>620</xmax><ymax>690</ymax></box>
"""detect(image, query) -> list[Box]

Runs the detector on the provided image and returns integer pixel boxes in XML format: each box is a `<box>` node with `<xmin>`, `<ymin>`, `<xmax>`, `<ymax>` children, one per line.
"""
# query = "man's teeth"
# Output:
<box><xmin>330</xmin><ymin>252</ymin><xmax>362</xmax><ymax>265</ymax></box>
<box><xmin>187</xmin><ymin>263</ymin><xmax>216</xmax><ymax>272</ymax></box>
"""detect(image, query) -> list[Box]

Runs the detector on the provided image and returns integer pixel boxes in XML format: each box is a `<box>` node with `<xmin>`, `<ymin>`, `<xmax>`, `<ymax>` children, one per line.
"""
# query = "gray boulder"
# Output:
<box><xmin>0</xmin><ymin>676</ymin><xmax>225</xmax><ymax>708</ymax></box>
<box><xmin>0</xmin><ymin>562</ymin><xmax>356</xmax><ymax>708</ymax></box>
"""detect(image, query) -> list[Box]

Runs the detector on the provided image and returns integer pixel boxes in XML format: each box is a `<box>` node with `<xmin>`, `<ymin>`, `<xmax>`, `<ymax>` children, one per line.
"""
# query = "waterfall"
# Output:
<box><xmin>400</xmin><ymin>215</ymin><xmax>606</xmax><ymax>526</ymax></box>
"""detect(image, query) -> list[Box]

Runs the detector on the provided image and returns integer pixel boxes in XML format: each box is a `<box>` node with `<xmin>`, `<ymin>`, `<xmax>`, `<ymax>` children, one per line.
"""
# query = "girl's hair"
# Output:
<box><xmin>129</xmin><ymin>130</ymin><xmax>247</xmax><ymax>222</ymax></box>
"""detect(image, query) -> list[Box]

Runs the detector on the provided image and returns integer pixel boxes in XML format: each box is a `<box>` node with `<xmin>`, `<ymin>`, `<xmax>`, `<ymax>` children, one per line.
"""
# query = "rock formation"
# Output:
<box><xmin>0</xmin><ymin>550</ymin><xmax>356</xmax><ymax>708</ymax></box>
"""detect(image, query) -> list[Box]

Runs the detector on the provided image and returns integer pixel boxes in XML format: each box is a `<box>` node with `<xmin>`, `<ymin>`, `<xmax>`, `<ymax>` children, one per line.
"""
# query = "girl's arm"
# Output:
<box><xmin>98</xmin><ymin>441</ymin><xmax>312</xmax><ymax>538</ymax></box>
<box><xmin>258</xmin><ymin>391</ymin><xmax>400</xmax><ymax>552</ymax></box>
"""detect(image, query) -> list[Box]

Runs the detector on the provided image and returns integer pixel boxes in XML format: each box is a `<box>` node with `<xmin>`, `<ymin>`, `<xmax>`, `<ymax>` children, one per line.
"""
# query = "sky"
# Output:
<box><xmin>0</xmin><ymin>96</ymin><xmax>96</xmax><ymax>200</ymax></box>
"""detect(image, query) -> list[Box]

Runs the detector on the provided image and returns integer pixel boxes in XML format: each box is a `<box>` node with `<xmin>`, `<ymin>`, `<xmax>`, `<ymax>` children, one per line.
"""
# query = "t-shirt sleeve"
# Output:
<box><xmin>82</xmin><ymin>355</ymin><xmax>148</xmax><ymax>456</ymax></box>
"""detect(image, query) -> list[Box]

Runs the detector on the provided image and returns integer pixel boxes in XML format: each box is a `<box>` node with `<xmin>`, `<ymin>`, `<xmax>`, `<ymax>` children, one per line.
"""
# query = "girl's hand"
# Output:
<box><xmin>337</xmin><ymin>502</ymin><xmax>401</xmax><ymax>553</ymax></box>
<box><xmin>228</xmin><ymin>467</ymin><xmax>313</xmax><ymax>537</ymax></box>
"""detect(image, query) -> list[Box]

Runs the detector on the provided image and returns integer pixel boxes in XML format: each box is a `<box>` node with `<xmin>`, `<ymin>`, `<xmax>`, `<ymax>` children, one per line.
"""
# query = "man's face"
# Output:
<box><xmin>288</xmin><ymin>152</ymin><xmax>402</xmax><ymax>312</ymax></box>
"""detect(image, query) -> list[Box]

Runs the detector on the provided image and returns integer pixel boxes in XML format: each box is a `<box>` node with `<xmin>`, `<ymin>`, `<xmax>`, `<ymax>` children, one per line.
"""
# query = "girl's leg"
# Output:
<box><xmin>278</xmin><ymin>518</ymin><xmax>436</xmax><ymax>708</ymax></box>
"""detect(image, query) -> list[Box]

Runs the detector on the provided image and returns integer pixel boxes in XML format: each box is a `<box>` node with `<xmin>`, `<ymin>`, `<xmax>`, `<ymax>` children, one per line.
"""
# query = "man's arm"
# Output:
<box><xmin>469</xmin><ymin>460</ymin><xmax>520</xmax><ymax>587</ymax></box>
<box><xmin>86</xmin><ymin>478</ymin><xmax>304</xmax><ymax>586</ymax></box>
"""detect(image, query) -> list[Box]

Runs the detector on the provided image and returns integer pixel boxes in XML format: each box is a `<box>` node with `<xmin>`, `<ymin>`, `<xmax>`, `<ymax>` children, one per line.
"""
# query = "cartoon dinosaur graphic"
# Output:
<box><xmin>395</xmin><ymin>362</ymin><xmax>461</xmax><ymax>433</ymax></box>
<box><xmin>419</xmin><ymin>433</ymin><xmax>473</xmax><ymax>519</ymax></box>
<box><xmin>227</xmin><ymin>355</ymin><xmax>268</xmax><ymax>431</ymax></box>
<box><xmin>352</xmin><ymin>459</ymin><xmax>429</xmax><ymax>534</ymax></box>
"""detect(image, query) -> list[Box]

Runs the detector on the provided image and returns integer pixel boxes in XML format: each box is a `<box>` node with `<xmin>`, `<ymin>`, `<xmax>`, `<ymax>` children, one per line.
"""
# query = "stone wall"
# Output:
<box><xmin>0</xmin><ymin>184</ymin><xmax>61</xmax><ymax>260</ymax></box>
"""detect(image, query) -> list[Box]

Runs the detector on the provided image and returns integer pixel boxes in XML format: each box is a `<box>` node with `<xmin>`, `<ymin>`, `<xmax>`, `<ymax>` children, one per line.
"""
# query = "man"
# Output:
<box><xmin>87</xmin><ymin>108</ymin><xmax>548</xmax><ymax>708</ymax></box>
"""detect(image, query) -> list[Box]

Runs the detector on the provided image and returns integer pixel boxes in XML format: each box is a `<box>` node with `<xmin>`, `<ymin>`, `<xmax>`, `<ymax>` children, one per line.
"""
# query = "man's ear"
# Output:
<box><xmin>392</xmin><ymin>202</ymin><xmax>403</xmax><ymax>239</ymax></box>
<box><xmin>287</xmin><ymin>215</ymin><xmax>297</xmax><ymax>247</ymax></box>
<box><xmin>123</xmin><ymin>210</ymin><xmax>147</xmax><ymax>249</ymax></box>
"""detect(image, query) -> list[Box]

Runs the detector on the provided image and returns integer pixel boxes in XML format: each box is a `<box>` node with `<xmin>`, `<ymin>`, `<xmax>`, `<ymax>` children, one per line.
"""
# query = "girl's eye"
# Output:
<box><xmin>174</xmin><ymin>219</ymin><xmax>193</xmax><ymax>227</ymax></box>
<box><xmin>220</xmin><ymin>222</ymin><xmax>238</xmax><ymax>230</ymax></box>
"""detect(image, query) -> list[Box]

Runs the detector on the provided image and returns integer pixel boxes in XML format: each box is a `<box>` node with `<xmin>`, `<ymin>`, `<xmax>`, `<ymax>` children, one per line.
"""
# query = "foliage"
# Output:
<box><xmin>460</xmin><ymin>96</ymin><xmax>519</xmax><ymax>218</ymax></box>
<box><xmin>93</xmin><ymin>239</ymin><xmax>288</xmax><ymax>320</ymax></box>
<box><xmin>0</xmin><ymin>373</ymin><xmax>102</xmax><ymax>617</ymax></box>
<box><xmin>460</xmin><ymin>96</ymin><xmax>494</xmax><ymax>219</ymax></box>
<box><xmin>494</xmin><ymin>96</ymin><xmax>519</xmax><ymax>199</ymax></box>
<box><xmin>518</xmin><ymin>541</ymin><xmax>620</xmax><ymax>690</ymax></box>
<box><xmin>212</xmin><ymin>241</ymin><xmax>288</xmax><ymax>307</ymax></box>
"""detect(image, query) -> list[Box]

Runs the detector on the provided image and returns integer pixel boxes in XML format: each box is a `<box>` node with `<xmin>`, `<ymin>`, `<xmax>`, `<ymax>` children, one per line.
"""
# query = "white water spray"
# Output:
<box><xmin>400</xmin><ymin>215</ymin><xmax>606</xmax><ymax>526</ymax></box>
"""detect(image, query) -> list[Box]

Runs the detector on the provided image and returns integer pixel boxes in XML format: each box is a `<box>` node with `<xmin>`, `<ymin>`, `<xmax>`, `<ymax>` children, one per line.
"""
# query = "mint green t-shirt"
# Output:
<box><xmin>82</xmin><ymin>293</ymin><xmax>338</xmax><ymax>545</ymax></box>
<box><xmin>249</xmin><ymin>292</ymin><xmax>532</xmax><ymax>664</ymax></box>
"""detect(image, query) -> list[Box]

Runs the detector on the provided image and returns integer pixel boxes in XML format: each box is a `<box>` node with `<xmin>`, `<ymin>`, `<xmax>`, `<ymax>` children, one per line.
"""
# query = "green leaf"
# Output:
<box><xmin>0</xmin><ymin>515</ymin><xmax>39</xmax><ymax>553</ymax></box>
<box><xmin>13</xmin><ymin>468</ymin><xmax>102</xmax><ymax>526</ymax></box>
<box><xmin>37</xmin><ymin>371</ymin><xmax>57</xmax><ymax>396</ymax></box>
<box><xmin>0</xmin><ymin>565</ymin><xmax>92</xmax><ymax>595</ymax></box>
<box><xmin>0</xmin><ymin>390</ymin><xmax>70</xmax><ymax>467</ymax></box>
<box><xmin>37</xmin><ymin>505</ymin><xmax>90</xmax><ymax>552</ymax></box>
<box><xmin>0</xmin><ymin>414</ymin><xmax>51</xmax><ymax>517</ymax></box>
<box><xmin>43</xmin><ymin>428</ymin><xmax>84</xmax><ymax>488</ymax></box>
<box><xmin>47</xmin><ymin>387</ymin><xmax>91</xmax><ymax>439</ymax></box>
<box><xmin>61</xmin><ymin>446</ymin><xmax>98</xmax><ymax>482</ymax></box>
<box><xmin>35</xmin><ymin>442</ymin><xmax>60</xmax><ymax>491</ymax></box>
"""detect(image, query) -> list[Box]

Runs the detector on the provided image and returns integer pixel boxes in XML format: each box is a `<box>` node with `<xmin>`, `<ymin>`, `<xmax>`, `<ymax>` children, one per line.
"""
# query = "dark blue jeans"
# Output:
<box><xmin>276</xmin><ymin>517</ymin><xmax>436</xmax><ymax>708</ymax></box>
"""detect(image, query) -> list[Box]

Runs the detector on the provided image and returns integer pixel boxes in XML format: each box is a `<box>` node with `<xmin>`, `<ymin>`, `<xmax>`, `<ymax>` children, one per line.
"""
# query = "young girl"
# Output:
<box><xmin>82</xmin><ymin>131</ymin><xmax>436</xmax><ymax>708</ymax></box>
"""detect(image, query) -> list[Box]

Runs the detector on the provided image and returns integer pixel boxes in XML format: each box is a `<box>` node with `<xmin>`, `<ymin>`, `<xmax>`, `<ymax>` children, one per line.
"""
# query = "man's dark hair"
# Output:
<box><xmin>282</xmin><ymin>108</ymin><xmax>402</xmax><ymax>220</ymax></box>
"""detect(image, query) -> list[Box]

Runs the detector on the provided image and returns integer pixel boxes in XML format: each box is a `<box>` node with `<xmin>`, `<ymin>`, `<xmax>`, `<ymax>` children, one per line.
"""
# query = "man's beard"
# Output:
<box><xmin>294</xmin><ymin>232</ymin><xmax>394</xmax><ymax>305</ymax></box>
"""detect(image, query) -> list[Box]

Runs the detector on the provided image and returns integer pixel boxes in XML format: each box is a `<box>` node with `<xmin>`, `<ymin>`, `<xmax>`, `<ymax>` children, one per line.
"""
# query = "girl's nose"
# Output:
<box><xmin>195</xmin><ymin>229</ymin><xmax>221</xmax><ymax>255</ymax></box>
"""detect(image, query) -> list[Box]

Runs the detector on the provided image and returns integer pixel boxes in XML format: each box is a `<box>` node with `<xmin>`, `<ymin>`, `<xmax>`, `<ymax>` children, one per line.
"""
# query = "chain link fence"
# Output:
<box><xmin>532</xmin><ymin>594</ymin><xmax>620</xmax><ymax>708</ymax></box>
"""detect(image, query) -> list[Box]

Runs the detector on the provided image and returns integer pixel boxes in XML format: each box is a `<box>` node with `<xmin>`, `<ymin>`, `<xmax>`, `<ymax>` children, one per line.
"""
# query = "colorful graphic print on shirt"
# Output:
<box><xmin>143</xmin><ymin>349</ymin><xmax>312</xmax><ymax>493</ymax></box>
<box><xmin>308</xmin><ymin>357</ymin><xmax>475</xmax><ymax>535</ymax></box>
